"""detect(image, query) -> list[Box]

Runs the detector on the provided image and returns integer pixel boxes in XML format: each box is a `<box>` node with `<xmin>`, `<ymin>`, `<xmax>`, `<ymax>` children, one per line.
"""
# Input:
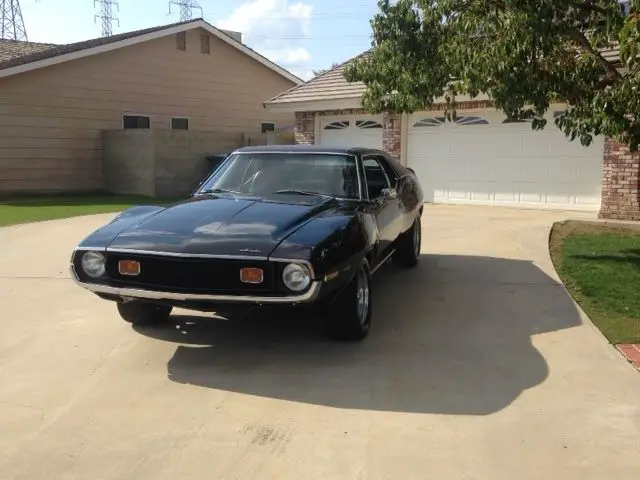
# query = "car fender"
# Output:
<box><xmin>269</xmin><ymin>210</ymin><xmax>376</xmax><ymax>282</ymax></box>
<box><xmin>76</xmin><ymin>204</ymin><xmax>167</xmax><ymax>249</ymax></box>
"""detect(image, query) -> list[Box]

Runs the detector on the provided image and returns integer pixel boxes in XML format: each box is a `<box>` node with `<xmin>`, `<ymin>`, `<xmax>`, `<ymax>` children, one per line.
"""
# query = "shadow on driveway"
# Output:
<box><xmin>135</xmin><ymin>254</ymin><xmax>582</xmax><ymax>415</ymax></box>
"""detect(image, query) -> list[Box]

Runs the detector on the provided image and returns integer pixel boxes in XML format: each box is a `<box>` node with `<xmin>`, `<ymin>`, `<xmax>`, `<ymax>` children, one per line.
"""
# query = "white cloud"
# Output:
<box><xmin>217</xmin><ymin>0</ymin><xmax>313</xmax><ymax>77</ymax></box>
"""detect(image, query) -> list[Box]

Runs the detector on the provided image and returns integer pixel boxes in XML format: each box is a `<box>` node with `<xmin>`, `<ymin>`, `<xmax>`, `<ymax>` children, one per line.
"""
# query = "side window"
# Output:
<box><xmin>363</xmin><ymin>156</ymin><xmax>391</xmax><ymax>199</ymax></box>
<box><xmin>378</xmin><ymin>155</ymin><xmax>399</xmax><ymax>186</ymax></box>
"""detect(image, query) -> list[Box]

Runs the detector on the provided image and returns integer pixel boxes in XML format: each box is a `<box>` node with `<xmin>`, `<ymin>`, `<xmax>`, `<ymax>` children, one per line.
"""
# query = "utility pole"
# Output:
<box><xmin>94</xmin><ymin>0</ymin><xmax>119</xmax><ymax>37</ymax></box>
<box><xmin>169</xmin><ymin>0</ymin><xmax>203</xmax><ymax>22</ymax></box>
<box><xmin>0</xmin><ymin>0</ymin><xmax>28</xmax><ymax>41</ymax></box>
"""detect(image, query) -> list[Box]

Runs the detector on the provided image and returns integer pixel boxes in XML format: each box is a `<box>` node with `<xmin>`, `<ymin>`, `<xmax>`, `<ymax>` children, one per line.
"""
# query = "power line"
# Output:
<box><xmin>0</xmin><ymin>0</ymin><xmax>28</xmax><ymax>40</ymax></box>
<box><xmin>169</xmin><ymin>0</ymin><xmax>203</xmax><ymax>22</ymax></box>
<box><xmin>94</xmin><ymin>0</ymin><xmax>119</xmax><ymax>37</ymax></box>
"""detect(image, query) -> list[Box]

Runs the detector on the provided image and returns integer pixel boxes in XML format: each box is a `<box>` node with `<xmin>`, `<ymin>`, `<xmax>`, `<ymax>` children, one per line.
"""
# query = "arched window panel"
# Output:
<box><xmin>413</xmin><ymin>116</ymin><xmax>445</xmax><ymax>127</ymax></box>
<box><xmin>502</xmin><ymin>117</ymin><xmax>533</xmax><ymax>124</ymax></box>
<box><xmin>324</xmin><ymin>121</ymin><xmax>349</xmax><ymax>130</ymax></box>
<box><xmin>356</xmin><ymin>120</ymin><xmax>383</xmax><ymax>129</ymax></box>
<box><xmin>456</xmin><ymin>115</ymin><xmax>489</xmax><ymax>125</ymax></box>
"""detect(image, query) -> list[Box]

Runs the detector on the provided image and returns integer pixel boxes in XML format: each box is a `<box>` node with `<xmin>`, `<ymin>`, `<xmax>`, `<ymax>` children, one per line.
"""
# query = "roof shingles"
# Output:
<box><xmin>266</xmin><ymin>53</ymin><xmax>370</xmax><ymax>105</ymax></box>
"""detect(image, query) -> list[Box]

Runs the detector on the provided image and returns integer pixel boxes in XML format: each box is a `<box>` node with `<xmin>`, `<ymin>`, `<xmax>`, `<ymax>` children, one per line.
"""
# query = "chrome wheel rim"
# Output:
<box><xmin>413</xmin><ymin>221</ymin><xmax>421</xmax><ymax>258</ymax></box>
<box><xmin>356</xmin><ymin>268</ymin><xmax>370</xmax><ymax>326</ymax></box>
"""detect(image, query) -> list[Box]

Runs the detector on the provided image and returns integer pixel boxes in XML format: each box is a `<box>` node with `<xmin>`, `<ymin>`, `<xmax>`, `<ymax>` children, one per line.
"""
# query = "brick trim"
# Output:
<box><xmin>599</xmin><ymin>138</ymin><xmax>640</xmax><ymax>221</ymax></box>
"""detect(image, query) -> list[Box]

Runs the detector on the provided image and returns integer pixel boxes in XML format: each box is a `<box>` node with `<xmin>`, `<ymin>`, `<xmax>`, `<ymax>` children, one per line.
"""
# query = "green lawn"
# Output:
<box><xmin>550</xmin><ymin>220</ymin><xmax>640</xmax><ymax>345</ymax></box>
<box><xmin>0</xmin><ymin>194</ymin><xmax>180</xmax><ymax>227</ymax></box>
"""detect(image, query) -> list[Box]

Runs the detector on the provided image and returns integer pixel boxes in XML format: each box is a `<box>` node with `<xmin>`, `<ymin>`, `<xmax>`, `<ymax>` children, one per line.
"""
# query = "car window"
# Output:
<box><xmin>362</xmin><ymin>156</ymin><xmax>391</xmax><ymax>199</ymax></box>
<box><xmin>378</xmin><ymin>155</ymin><xmax>399</xmax><ymax>185</ymax></box>
<box><xmin>198</xmin><ymin>153</ymin><xmax>360</xmax><ymax>199</ymax></box>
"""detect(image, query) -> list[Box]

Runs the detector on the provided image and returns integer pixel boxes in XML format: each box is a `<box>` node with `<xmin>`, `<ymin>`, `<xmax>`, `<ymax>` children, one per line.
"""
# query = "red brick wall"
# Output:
<box><xmin>294</xmin><ymin>111</ymin><xmax>315</xmax><ymax>145</ymax></box>
<box><xmin>383</xmin><ymin>113</ymin><xmax>402</xmax><ymax>162</ymax></box>
<box><xmin>599</xmin><ymin>138</ymin><xmax>640</xmax><ymax>220</ymax></box>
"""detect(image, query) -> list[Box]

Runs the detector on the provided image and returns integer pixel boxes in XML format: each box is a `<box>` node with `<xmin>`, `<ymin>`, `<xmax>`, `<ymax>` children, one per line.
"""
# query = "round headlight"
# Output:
<box><xmin>81</xmin><ymin>251</ymin><xmax>106</xmax><ymax>278</ymax></box>
<box><xmin>282</xmin><ymin>263</ymin><xmax>311</xmax><ymax>292</ymax></box>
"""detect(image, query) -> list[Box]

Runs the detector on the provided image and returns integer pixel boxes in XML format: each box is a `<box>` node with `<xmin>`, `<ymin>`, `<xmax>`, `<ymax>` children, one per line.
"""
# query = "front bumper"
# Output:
<box><xmin>69</xmin><ymin>265</ymin><xmax>322</xmax><ymax>305</ymax></box>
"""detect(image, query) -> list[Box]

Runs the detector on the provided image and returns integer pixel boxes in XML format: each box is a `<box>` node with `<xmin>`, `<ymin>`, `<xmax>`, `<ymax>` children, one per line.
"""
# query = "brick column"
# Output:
<box><xmin>294</xmin><ymin>112</ymin><xmax>315</xmax><ymax>145</ymax></box>
<box><xmin>383</xmin><ymin>113</ymin><xmax>402</xmax><ymax>162</ymax></box>
<box><xmin>599</xmin><ymin>137</ymin><xmax>640</xmax><ymax>221</ymax></box>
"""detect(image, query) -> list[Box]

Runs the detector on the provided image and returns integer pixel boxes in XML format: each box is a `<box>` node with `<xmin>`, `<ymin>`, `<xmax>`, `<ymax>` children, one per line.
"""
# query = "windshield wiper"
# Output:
<box><xmin>272</xmin><ymin>189</ymin><xmax>330</xmax><ymax>197</ymax></box>
<box><xmin>199</xmin><ymin>188</ymin><xmax>242</xmax><ymax>195</ymax></box>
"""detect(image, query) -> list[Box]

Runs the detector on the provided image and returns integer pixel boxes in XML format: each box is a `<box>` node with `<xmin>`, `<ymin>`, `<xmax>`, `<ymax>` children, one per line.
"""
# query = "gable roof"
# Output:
<box><xmin>265</xmin><ymin>52</ymin><xmax>370</xmax><ymax>105</ymax></box>
<box><xmin>266</xmin><ymin>45</ymin><xmax>625</xmax><ymax>108</ymax></box>
<box><xmin>0</xmin><ymin>18</ymin><xmax>303</xmax><ymax>85</ymax></box>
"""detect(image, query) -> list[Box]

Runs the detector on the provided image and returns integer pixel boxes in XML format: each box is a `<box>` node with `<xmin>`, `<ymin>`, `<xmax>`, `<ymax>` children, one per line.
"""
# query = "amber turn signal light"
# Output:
<box><xmin>240</xmin><ymin>267</ymin><xmax>263</xmax><ymax>284</ymax></box>
<box><xmin>118</xmin><ymin>259</ymin><xmax>141</xmax><ymax>276</ymax></box>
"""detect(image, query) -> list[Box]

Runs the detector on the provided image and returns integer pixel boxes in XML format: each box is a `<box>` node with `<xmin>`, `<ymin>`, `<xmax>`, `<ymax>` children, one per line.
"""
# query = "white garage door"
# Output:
<box><xmin>317</xmin><ymin>116</ymin><xmax>383</xmax><ymax>149</ymax></box>
<box><xmin>407</xmin><ymin>109</ymin><xmax>604</xmax><ymax>211</ymax></box>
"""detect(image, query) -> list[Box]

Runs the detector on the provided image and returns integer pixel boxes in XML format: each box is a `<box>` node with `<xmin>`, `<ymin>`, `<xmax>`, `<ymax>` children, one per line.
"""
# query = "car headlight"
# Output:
<box><xmin>282</xmin><ymin>263</ymin><xmax>311</xmax><ymax>292</ymax></box>
<box><xmin>81</xmin><ymin>251</ymin><xmax>106</xmax><ymax>278</ymax></box>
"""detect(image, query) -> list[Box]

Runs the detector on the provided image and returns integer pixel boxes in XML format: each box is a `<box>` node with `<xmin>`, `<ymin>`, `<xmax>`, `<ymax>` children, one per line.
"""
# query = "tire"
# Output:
<box><xmin>324</xmin><ymin>259</ymin><xmax>372</xmax><ymax>341</ymax></box>
<box><xmin>393</xmin><ymin>215</ymin><xmax>421</xmax><ymax>268</ymax></box>
<box><xmin>117</xmin><ymin>300</ymin><xmax>173</xmax><ymax>327</ymax></box>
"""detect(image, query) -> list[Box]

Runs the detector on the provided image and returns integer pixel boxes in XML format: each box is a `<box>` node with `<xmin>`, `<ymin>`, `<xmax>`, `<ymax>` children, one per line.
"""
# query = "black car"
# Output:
<box><xmin>70</xmin><ymin>145</ymin><xmax>424</xmax><ymax>341</ymax></box>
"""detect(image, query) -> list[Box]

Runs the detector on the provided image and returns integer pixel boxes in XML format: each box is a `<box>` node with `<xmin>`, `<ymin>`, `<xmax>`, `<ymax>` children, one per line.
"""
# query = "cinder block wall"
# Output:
<box><xmin>103</xmin><ymin>130</ymin><xmax>295</xmax><ymax>197</ymax></box>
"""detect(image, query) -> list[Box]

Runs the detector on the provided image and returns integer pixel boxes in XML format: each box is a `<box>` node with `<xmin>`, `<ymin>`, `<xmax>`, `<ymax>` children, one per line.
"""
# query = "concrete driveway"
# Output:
<box><xmin>1</xmin><ymin>205</ymin><xmax>639</xmax><ymax>479</ymax></box>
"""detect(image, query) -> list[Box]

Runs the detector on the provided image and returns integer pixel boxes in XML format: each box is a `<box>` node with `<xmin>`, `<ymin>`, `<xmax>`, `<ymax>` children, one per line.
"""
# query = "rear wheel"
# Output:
<box><xmin>324</xmin><ymin>259</ymin><xmax>372</xmax><ymax>341</ymax></box>
<box><xmin>117</xmin><ymin>300</ymin><xmax>173</xmax><ymax>327</ymax></box>
<box><xmin>393</xmin><ymin>215</ymin><xmax>421</xmax><ymax>267</ymax></box>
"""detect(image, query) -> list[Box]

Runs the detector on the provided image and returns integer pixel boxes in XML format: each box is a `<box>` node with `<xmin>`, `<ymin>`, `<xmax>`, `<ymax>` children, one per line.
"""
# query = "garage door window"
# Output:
<box><xmin>325</xmin><ymin>121</ymin><xmax>349</xmax><ymax>130</ymax></box>
<box><xmin>455</xmin><ymin>115</ymin><xmax>490</xmax><ymax>125</ymax></box>
<box><xmin>413</xmin><ymin>117</ymin><xmax>445</xmax><ymax>127</ymax></box>
<box><xmin>356</xmin><ymin>120</ymin><xmax>383</xmax><ymax>129</ymax></box>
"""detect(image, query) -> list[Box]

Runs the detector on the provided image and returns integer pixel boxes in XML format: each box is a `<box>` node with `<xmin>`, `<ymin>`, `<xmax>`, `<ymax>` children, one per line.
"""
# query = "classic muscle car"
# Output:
<box><xmin>70</xmin><ymin>145</ymin><xmax>424</xmax><ymax>341</ymax></box>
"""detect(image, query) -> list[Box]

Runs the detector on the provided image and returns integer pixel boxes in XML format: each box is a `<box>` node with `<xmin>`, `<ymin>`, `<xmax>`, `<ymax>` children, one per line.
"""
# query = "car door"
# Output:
<box><xmin>361</xmin><ymin>154</ymin><xmax>402</xmax><ymax>259</ymax></box>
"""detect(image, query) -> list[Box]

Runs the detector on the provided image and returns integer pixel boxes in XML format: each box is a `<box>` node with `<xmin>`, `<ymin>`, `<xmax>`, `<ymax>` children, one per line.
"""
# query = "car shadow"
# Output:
<box><xmin>135</xmin><ymin>254</ymin><xmax>583</xmax><ymax>415</ymax></box>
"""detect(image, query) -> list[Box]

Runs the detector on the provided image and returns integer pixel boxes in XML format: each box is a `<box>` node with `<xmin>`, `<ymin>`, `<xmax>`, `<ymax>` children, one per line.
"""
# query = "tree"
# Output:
<box><xmin>343</xmin><ymin>0</ymin><xmax>640</xmax><ymax>149</ymax></box>
<box><xmin>313</xmin><ymin>62</ymin><xmax>341</xmax><ymax>77</ymax></box>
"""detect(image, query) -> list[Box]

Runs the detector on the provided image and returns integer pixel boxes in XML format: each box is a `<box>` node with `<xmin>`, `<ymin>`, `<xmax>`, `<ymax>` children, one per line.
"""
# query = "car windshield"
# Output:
<box><xmin>198</xmin><ymin>152</ymin><xmax>360</xmax><ymax>199</ymax></box>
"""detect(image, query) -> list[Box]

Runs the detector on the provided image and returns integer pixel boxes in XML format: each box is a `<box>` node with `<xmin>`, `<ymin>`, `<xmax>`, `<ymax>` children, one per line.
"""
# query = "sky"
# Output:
<box><xmin>19</xmin><ymin>0</ymin><xmax>379</xmax><ymax>80</ymax></box>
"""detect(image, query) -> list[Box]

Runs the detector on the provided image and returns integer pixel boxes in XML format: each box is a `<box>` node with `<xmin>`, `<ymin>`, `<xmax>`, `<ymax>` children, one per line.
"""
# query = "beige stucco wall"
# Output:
<box><xmin>0</xmin><ymin>27</ymin><xmax>297</xmax><ymax>194</ymax></box>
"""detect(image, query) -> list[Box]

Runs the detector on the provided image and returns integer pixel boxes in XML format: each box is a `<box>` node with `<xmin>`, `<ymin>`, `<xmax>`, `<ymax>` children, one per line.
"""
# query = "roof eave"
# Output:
<box><xmin>263</xmin><ymin>97</ymin><xmax>364</xmax><ymax>113</ymax></box>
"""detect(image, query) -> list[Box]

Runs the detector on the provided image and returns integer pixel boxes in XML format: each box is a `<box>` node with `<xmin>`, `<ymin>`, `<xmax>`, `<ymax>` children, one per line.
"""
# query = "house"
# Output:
<box><xmin>0</xmin><ymin>18</ymin><xmax>301</xmax><ymax>195</ymax></box>
<box><xmin>263</xmin><ymin>51</ymin><xmax>639</xmax><ymax>221</ymax></box>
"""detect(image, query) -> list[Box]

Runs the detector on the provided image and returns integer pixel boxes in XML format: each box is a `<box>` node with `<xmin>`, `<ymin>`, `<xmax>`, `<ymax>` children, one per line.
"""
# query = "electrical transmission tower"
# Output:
<box><xmin>0</xmin><ymin>0</ymin><xmax>28</xmax><ymax>41</ymax></box>
<box><xmin>169</xmin><ymin>0</ymin><xmax>203</xmax><ymax>22</ymax></box>
<box><xmin>94</xmin><ymin>0</ymin><xmax>119</xmax><ymax>37</ymax></box>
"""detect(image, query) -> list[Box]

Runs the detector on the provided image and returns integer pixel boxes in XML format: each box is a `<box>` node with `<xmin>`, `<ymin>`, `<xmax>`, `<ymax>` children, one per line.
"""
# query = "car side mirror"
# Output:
<box><xmin>381</xmin><ymin>187</ymin><xmax>398</xmax><ymax>200</ymax></box>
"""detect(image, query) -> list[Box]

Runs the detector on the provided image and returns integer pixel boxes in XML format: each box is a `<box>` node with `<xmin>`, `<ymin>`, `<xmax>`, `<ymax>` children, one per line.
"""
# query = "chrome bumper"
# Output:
<box><xmin>69</xmin><ymin>266</ymin><xmax>321</xmax><ymax>304</ymax></box>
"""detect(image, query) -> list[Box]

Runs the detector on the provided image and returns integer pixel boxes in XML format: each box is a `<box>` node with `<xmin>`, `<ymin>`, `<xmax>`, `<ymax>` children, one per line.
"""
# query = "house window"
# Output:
<box><xmin>176</xmin><ymin>32</ymin><xmax>186</xmax><ymax>51</ymax></box>
<box><xmin>171</xmin><ymin>117</ymin><xmax>189</xmax><ymax>130</ymax></box>
<box><xmin>413</xmin><ymin>117</ymin><xmax>445</xmax><ymax>127</ymax></box>
<box><xmin>324</xmin><ymin>121</ymin><xmax>349</xmax><ymax>130</ymax></box>
<box><xmin>200</xmin><ymin>34</ymin><xmax>210</xmax><ymax>54</ymax></box>
<box><xmin>260</xmin><ymin>122</ymin><xmax>275</xmax><ymax>133</ymax></box>
<box><xmin>123</xmin><ymin>115</ymin><xmax>150</xmax><ymax>129</ymax></box>
<box><xmin>356</xmin><ymin>120</ymin><xmax>383</xmax><ymax>129</ymax></box>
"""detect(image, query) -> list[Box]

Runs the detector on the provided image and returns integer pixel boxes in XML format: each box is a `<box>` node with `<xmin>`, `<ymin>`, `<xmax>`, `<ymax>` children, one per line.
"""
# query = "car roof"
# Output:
<box><xmin>232</xmin><ymin>145</ymin><xmax>386</xmax><ymax>156</ymax></box>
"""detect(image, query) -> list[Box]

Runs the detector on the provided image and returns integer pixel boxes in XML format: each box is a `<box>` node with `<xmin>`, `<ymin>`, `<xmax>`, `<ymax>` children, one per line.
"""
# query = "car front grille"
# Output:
<box><xmin>104</xmin><ymin>252</ymin><xmax>278</xmax><ymax>294</ymax></box>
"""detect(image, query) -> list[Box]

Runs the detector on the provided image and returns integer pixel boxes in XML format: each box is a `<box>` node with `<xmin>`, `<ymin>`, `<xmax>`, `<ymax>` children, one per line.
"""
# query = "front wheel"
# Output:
<box><xmin>393</xmin><ymin>215</ymin><xmax>421</xmax><ymax>267</ymax></box>
<box><xmin>117</xmin><ymin>300</ymin><xmax>173</xmax><ymax>327</ymax></box>
<box><xmin>323</xmin><ymin>259</ymin><xmax>372</xmax><ymax>341</ymax></box>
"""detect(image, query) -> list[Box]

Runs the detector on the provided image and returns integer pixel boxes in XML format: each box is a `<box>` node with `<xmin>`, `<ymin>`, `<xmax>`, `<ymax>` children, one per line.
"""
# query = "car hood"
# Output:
<box><xmin>105</xmin><ymin>195</ymin><xmax>342</xmax><ymax>257</ymax></box>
